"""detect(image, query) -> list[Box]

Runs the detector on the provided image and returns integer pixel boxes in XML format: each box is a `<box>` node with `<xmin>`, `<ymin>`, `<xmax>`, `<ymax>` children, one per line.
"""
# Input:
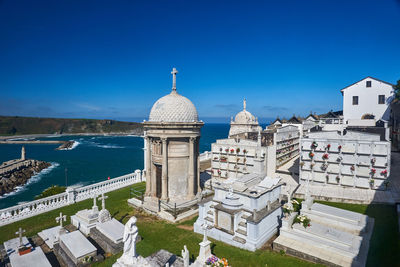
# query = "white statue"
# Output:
<box><xmin>113</xmin><ymin>216</ymin><xmax>151</xmax><ymax>267</ymax></box>
<box><xmin>181</xmin><ymin>245</ymin><xmax>190</xmax><ymax>267</ymax></box>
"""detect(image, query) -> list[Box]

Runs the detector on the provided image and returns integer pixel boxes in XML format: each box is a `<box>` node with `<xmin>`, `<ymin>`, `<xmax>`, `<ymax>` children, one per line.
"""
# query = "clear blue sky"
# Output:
<box><xmin>1</xmin><ymin>0</ymin><xmax>399</xmax><ymax>123</ymax></box>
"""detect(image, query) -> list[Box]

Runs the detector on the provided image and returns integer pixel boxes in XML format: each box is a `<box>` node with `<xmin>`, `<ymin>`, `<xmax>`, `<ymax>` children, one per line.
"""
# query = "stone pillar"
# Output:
<box><xmin>151</xmin><ymin>151</ymin><xmax>157</xmax><ymax>197</ymax></box>
<box><xmin>161</xmin><ymin>138</ymin><xmax>168</xmax><ymax>200</ymax></box>
<box><xmin>196</xmin><ymin>138</ymin><xmax>201</xmax><ymax>195</ymax></box>
<box><xmin>188</xmin><ymin>137</ymin><xmax>196</xmax><ymax>198</ymax></box>
<box><xmin>145</xmin><ymin>137</ymin><xmax>152</xmax><ymax>195</ymax></box>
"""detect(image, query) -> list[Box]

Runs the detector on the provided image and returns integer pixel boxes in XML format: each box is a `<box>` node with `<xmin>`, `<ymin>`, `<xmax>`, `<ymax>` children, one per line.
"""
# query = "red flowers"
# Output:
<box><xmin>338</xmin><ymin>145</ymin><xmax>342</xmax><ymax>150</ymax></box>
<box><xmin>230</xmin><ymin>149</ymin><xmax>234</xmax><ymax>153</ymax></box>
<box><xmin>370</xmin><ymin>168</ymin><xmax>376</xmax><ymax>175</ymax></box>
<box><xmin>381</xmin><ymin>169</ymin><xmax>388</xmax><ymax>176</ymax></box>
<box><xmin>322</xmin><ymin>153</ymin><xmax>329</xmax><ymax>160</ymax></box>
<box><xmin>309</xmin><ymin>152</ymin><xmax>315</xmax><ymax>158</ymax></box>
<box><xmin>326</xmin><ymin>144</ymin><xmax>331</xmax><ymax>150</ymax></box>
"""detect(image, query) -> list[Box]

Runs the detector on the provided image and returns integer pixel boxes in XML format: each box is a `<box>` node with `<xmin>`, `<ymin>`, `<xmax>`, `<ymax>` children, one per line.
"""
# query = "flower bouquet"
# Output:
<box><xmin>230</xmin><ymin>149</ymin><xmax>234</xmax><ymax>153</ymax></box>
<box><xmin>236</xmin><ymin>148</ymin><xmax>240</xmax><ymax>153</ymax></box>
<box><xmin>293</xmin><ymin>214</ymin><xmax>311</xmax><ymax>228</ymax></box>
<box><xmin>206</xmin><ymin>255</ymin><xmax>230</xmax><ymax>267</ymax></box>
<box><xmin>381</xmin><ymin>169</ymin><xmax>388</xmax><ymax>177</ymax></box>
<box><xmin>322</xmin><ymin>153</ymin><xmax>329</xmax><ymax>160</ymax></box>
<box><xmin>370</xmin><ymin>168</ymin><xmax>376</xmax><ymax>176</ymax></box>
<box><xmin>309</xmin><ymin>152</ymin><xmax>315</xmax><ymax>159</ymax></box>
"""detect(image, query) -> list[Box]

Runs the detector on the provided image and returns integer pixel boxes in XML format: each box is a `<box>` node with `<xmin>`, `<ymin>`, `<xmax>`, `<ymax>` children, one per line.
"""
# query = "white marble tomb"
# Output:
<box><xmin>59</xmin><ymin>230</ymin><xmax>97</xmax><ymax>265</ymax></box>
<box><xmin>4</xmin><ymin>237</ymin><xmax>51</xmax><ymax>267</ymax></box>
<box><xmin>71</xmin><ymin>196</ymin><xmax>99</xmax><ymax>235</ymax></box>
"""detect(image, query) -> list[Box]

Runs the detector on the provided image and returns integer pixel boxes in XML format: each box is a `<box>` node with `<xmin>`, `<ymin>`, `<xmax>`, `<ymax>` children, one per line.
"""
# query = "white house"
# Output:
<box><xmin>341</xmin><ymin>77</ymin><xmax>394</xmax><ymax>123</ymax></box>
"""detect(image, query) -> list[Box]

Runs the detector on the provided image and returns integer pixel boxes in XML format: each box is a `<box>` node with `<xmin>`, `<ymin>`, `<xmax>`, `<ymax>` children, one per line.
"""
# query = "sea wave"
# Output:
<box><xmin>96</xmin><ymin>144</ymin><xmax>125</xmax><ymax>149</ymax></box>
<box><xmin>0</xmin><ymin>162</ymin><xmax>60</xmax><ymax>199</ymax></box>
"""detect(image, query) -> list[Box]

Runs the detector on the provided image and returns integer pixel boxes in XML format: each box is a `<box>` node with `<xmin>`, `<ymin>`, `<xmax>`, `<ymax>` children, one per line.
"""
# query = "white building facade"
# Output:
<box><xmin>341</xmin><ymin>77</ymin><xmax>394</xmax><ymax>123</ymax></box>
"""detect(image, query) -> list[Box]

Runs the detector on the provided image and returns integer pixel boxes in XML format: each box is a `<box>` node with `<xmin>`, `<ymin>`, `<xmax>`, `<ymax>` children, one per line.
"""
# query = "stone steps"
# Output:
<box><xmin>235</xmin><ymin>228</ymin><xmax>247</xmax><ymax>236</ymax></box>
<box><xmin>238</xmin><ymin>221</ymin><xmax>247</xmax><ymax>227</ymax></box>
<box><xmin>205</xmin><ymin>217</ymin><xmax>214</xmax><ymax>223</ymax></box>
<box><xmin>233</xmin><ymin>236</ymin><xmax>246</xmax><ymax>244</ymax></box>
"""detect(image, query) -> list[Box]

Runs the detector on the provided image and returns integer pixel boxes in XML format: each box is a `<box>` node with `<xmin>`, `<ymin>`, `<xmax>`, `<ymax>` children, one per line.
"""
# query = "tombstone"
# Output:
<box><xmin>54</xmin><ymin>230</ymin><xmax>97</xmax><ymax>266</ymax></box>
<box><xmin>195</xmin><ymin>223</ymin><xmax>212</xmax><ymax>265</ymax></box>
<box><xmin>38</xmin><ymin>212</ymin><xmax>68</xmax><ymax>249</ymax></box>
<box><xmin>71</xmin><ymin>195</ymin><xmax>99</xmax><ymax>235</ymax></box>
<box><xmin>4</xmin><ymin>235</ymin><xmax>51</xmax><ymax>267</ymax></box>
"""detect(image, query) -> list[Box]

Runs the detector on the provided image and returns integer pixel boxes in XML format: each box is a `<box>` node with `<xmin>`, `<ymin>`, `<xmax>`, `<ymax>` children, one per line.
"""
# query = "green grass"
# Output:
<box><xmin>1</xmin><ymin>185</ymin><xmax>398</xmax><ymax>267</ymax></box>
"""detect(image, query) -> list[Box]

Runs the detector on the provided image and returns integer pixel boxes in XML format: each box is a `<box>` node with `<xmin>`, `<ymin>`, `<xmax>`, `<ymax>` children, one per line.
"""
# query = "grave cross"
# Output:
<box><xmin>171</xmin><ymin>67</ymin><xmax>178</xmax><ymax>91</ymax></box>
<box><xmin>201</xmin><ymin>222</ymin><xmax>209</xmax><ymax>243</ymax></box>
<box><xmin>98</xmin><ymin>193</ymin><xmax>108</xmax><ymax>210</ymax></box>
<box><xmin>15</xmin><ymin>227</ymin><xmax>25</xmax><ymax>248</ymax></box>
<box><xmin>56</xmin><ymin>212</ymin><xmax>67</xmax><ymax>228</ymax></box>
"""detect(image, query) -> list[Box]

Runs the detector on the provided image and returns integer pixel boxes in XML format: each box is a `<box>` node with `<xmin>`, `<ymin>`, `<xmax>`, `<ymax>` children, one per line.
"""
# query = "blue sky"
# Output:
<box><xmin>0</xmin><ymin>0</ymin><xmax>399</xmax><ymax>123</ymax></box>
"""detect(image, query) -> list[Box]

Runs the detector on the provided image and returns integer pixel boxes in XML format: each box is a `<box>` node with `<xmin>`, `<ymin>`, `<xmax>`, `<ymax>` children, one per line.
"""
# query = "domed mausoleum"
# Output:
<box><xmin>141</xmin><ymin>68</ymin><xmax>204</xmax><ymax>221</ymax></box>
<box><xmin>229</xmin><ymin>99</ymin><xmax>262</xmax><ymax>137</ymax></box>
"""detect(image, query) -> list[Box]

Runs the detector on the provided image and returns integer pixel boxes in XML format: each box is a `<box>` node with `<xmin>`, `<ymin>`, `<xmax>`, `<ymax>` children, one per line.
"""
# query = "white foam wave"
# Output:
<box><xmin>0</xmin><ymin>162</ymin><xmax>60</xmax><ymax>199</ymax></box>
<box><xmin>97</xmin><ymin>144</ymin><xmax>124</xmax><ymax>149</ymax></box>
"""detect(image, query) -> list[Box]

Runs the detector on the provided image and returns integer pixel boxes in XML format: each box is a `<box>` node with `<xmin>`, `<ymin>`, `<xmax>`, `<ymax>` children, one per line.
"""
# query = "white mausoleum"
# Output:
<box><xmin>140</xmin><ymin>68</ymin><xmax>203</xmax><ymax>220</ymax></box>
<box><xmin>341</xmin><ymin>77</ymin><xmax>394</xmax><ymax>123</ymax></box>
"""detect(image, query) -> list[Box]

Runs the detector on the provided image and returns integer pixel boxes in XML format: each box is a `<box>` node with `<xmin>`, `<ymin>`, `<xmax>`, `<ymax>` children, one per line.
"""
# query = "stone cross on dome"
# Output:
<box><xmin>243</xmin><ymin>98</ymin><xmax>247</xmax><ymax>110</ymax></box>
<box><xmin>171</xmin><ymin>67</ymin><xmax>178</xmax><ymax>91</ymax></box>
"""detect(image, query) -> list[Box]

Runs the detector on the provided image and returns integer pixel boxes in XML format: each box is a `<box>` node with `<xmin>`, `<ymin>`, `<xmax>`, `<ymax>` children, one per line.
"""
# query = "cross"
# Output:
<box><xmin>201</xmin><ymin>222</ymin><xmax>209</xmax><ymax>242</ymax></box>
<box><xmin>243</xmin><ymin>98</ymin><xmax>246</xmax><ymax>110</ymax></box>
<box><xmin>171</xmin><ymin>67</ymin><xmax>178</xmax><ymax>91</ymax></box>
<box><xmin>98</xmin><ymin>193</ymin><xmax>108</xmax><ymax>210</ymax></box>
<box><xmin>15</xmin><ymin>227</ymin><xmax>25</xmax><ymax>248</ymax></box>
<box><xmin>92</xmin><ymin>195</ymin><xmax>98</xmax><ymax>209</ymax></box>
<box><xmin>56</xmin><ymin>212</ymin><xmax>67</xmax><ymax>228</ymax></box>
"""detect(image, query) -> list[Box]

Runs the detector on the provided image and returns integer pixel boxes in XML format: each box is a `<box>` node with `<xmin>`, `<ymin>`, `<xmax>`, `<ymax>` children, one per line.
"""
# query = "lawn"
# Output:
<box><xmin>0</xmin><ymin>184</ymin><xmax>398</xmax><ymax>267</ymax></box>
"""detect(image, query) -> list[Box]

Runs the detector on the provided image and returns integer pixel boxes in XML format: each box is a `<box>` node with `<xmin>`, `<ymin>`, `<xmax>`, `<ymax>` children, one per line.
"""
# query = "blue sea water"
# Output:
<box><xmin>0</xmin><ymin>123</ymin><xmax>231</xmax><ymax>209</ymax></box>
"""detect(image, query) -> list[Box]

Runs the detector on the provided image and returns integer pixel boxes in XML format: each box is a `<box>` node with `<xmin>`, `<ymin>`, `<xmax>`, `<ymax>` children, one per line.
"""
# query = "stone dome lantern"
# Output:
<box><xmin>142</xmin><ymin>68</ymin><xmax>204</xmax><ymax>217</ymax></box>
<box><xmin>229</xmin><ymin>99</ymin><xmax>262</xmax><ymax>137</ymax></box>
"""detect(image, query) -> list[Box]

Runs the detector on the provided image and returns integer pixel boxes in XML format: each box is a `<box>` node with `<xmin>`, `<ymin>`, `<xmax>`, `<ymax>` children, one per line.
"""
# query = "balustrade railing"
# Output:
<box><xmin>200</xmin><ymin>151</ymin><xmax>212</xmax><ymax>161</ymax></box>
<box><xmin>0</xmin><ymin>169</ymin><xmax>144</xmax><ymax>226</ymax></box>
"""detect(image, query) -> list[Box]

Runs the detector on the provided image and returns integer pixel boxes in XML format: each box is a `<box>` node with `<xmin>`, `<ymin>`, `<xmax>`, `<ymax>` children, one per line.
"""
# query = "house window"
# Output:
<box><xmin>352</xmin><ymin>96</ymin><xmax>359</xmax><ymax>105</ymax></box>
<box><xmin>366</xmin><ymin>81</ymin><xmax>371</xmax><ymax>87</ymax></box>
<box><xmin>378</xmin><ymin>95</ymin><xmax>385</xmax><ymax>104</ymax></box>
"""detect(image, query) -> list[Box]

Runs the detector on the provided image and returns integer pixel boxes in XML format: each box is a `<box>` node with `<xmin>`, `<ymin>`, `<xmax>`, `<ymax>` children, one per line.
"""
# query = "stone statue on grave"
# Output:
<box><xmin>181</xmin><ymin>245</ymin><xmax>190</xmax><ymax>267</ymax></box>
<box><xmin>113</xmin><ymin>216</ymin><xmax>151</xmax><ymax>267</ymax></box>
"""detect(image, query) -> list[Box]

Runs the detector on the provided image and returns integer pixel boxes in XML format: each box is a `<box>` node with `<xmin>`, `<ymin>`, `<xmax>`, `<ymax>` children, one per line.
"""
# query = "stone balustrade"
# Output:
<box><xmin>200</xmin><ymin>151</ymin><xmax>212</xmax><ymax>161</ymax></box>
<box><xmin>0</xmin><ymin>169</ymin><xmax>145</xmax><ymax>227</ymax></box>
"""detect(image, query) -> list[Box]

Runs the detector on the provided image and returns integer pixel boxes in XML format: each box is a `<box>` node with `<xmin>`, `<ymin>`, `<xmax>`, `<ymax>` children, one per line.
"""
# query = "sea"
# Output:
<box><xmin>0</xmin><ymin>123</ymin><xmax>238</xmax><ymax>209</ymax></box>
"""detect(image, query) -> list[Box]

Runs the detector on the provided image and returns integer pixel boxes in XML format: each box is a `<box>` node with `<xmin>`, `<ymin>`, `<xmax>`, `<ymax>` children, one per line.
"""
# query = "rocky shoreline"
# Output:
<box><xmin>0</xmin><ymin>160</ymin><xmax>51</xmax><ymax>196</ymax></box>
<box><xmin>55</xmin><ymin>141</ymin><xmax>75</xmax><ymax>150</ymax></box>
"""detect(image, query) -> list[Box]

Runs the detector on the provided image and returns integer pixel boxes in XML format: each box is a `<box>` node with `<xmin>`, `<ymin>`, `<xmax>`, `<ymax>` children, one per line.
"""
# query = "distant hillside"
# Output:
<box><xmin>0</xmin><ymin>116</ymin><xmax>143</xmax><ymax>136</ymax></box>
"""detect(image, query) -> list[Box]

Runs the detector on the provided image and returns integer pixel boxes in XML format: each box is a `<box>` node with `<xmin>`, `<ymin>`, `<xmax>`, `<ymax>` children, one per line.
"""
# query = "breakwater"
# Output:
<box><xmin>0</xmin><ymin>159</ymin><xmax>51</xmax><ymax>196</ymax></box>
<box><xmin>0</xmin><ymin>140</ymin><xmax>75</xmax><ymax>150</ymax></box>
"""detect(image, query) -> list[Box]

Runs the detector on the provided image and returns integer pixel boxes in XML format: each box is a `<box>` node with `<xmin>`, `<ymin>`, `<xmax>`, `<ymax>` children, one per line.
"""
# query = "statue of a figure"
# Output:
<box><xmin>122</xmin><ymin>216</ymin><xmax>139</xmax><ymax>260</ymax></box>
<box><xmin>181</xmin><ymin>245</ymin><xmax>189</xmax><ymax>267</ymax></box>
<box><xmin>113</xmin><ymin>216</ymin><xmax>151</xmax><ymax>267</ymax></box>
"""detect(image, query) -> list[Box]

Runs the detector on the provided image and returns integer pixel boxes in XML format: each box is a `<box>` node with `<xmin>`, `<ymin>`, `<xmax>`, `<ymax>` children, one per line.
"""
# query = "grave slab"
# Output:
<box><xmin>58</xmin><ymin>230</ymin><xmax>97</xmax><ymax>265</ymax></box>
<box><xmin>38</xmin><ymin>225</ymin><xmax>68</xmax><ymax>249</ymax></box>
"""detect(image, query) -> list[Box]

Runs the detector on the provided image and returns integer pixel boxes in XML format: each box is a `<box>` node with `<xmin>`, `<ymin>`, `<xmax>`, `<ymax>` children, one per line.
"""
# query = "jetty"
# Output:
<box><xmin>0</xmin><ymin>140</ymin><xmax>75</xmax><ymax>150</ymax></box>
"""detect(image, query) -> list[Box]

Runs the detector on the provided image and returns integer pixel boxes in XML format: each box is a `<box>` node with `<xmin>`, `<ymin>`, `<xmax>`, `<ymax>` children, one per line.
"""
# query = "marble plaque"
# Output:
<box><xmin>314</xmin><ymin>172</ymin><xmax>326</xmax><ymax>183</ymax></box>
<box><xmin>373</xmin><ymin>144</ymin><xmax>388</xmax><ymax>155</ymax></box>
<box><xmin>357</xmin><ymin>166</ymin><xmax>370</xmax><ymax>177</ymax></box>
<box><xmin>217</xmin><ymin>211</ymin><xmax>232</xmax><ymax>233</ymax></box>
<box><xmin>357</xmin><ymin>155</ymin><xmax>370</xmax><ymax>166</ymax></box>
<box><xmin>358</xmin><ymin>143</ymin><xmax>371</xmax><ymax>154</ymax></box>
<box><xmin>341</xmin><ymin>143</ymin><xmax>355</xmax><ymax>153</ymax></box>
<box><xmin>327</xmin><ymin>164</ymin><xmax>339</xmax><ymax>174</ymax></box>
<box><xmin>341</xmin><ymin>175</ymin><xmax>354</xmax><ymax>187</ymax></box>
<box><xmin>342</xmin><ymin>154</ymin><xmax>355</xmax><ymax>164</ymax></box>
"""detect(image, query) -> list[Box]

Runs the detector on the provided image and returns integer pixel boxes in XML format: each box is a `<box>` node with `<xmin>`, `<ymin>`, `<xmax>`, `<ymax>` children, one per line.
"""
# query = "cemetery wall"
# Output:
<box><xmin>0</xmin><ymin>169</ymin><xmax>144</xmax><ymax>226</ymax></box>
<box><xmin>299</xmin><ymin>132</ymin><xmax>390</xmax><ymax>189</ymax></box>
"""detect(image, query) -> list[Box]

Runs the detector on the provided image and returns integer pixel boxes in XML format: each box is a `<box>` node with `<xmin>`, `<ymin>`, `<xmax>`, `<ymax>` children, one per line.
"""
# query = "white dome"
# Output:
<box><xmin>234</xmin><ymin>110</ymin><xmax>256</xmax><ymax>124</ymax></box>
<box><xmin>149</xmin><ymin>91</ymin><xmax>199</xmax><ymax>122</ymax></box>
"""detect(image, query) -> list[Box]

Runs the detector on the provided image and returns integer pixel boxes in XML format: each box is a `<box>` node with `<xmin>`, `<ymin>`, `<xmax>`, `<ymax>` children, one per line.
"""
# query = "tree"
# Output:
<box><xmin>394</xmin><ymin>80</ymin><xmax>400</xmax><ymax>99</ymax></box>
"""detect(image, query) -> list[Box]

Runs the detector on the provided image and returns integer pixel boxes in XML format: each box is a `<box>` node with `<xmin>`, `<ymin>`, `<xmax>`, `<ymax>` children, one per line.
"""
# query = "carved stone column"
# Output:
<box><xmin>161</xmin><ymin>137</ymin><xmax>168</xmax><ymax>200</ymax></box>
<box><xmin>188</xmin><ymin>137</ymin><xmax>196</xmax><ymax>198</ymax></box>
<box><xmin>145</xmin><ymin>136</ymin><xmax>152</xmax><ymax>196</ymax></box>
<box><xmin>150</xmin><ymin>140</ymin><xmax>157</xmax><ymax>197</ymax></box>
